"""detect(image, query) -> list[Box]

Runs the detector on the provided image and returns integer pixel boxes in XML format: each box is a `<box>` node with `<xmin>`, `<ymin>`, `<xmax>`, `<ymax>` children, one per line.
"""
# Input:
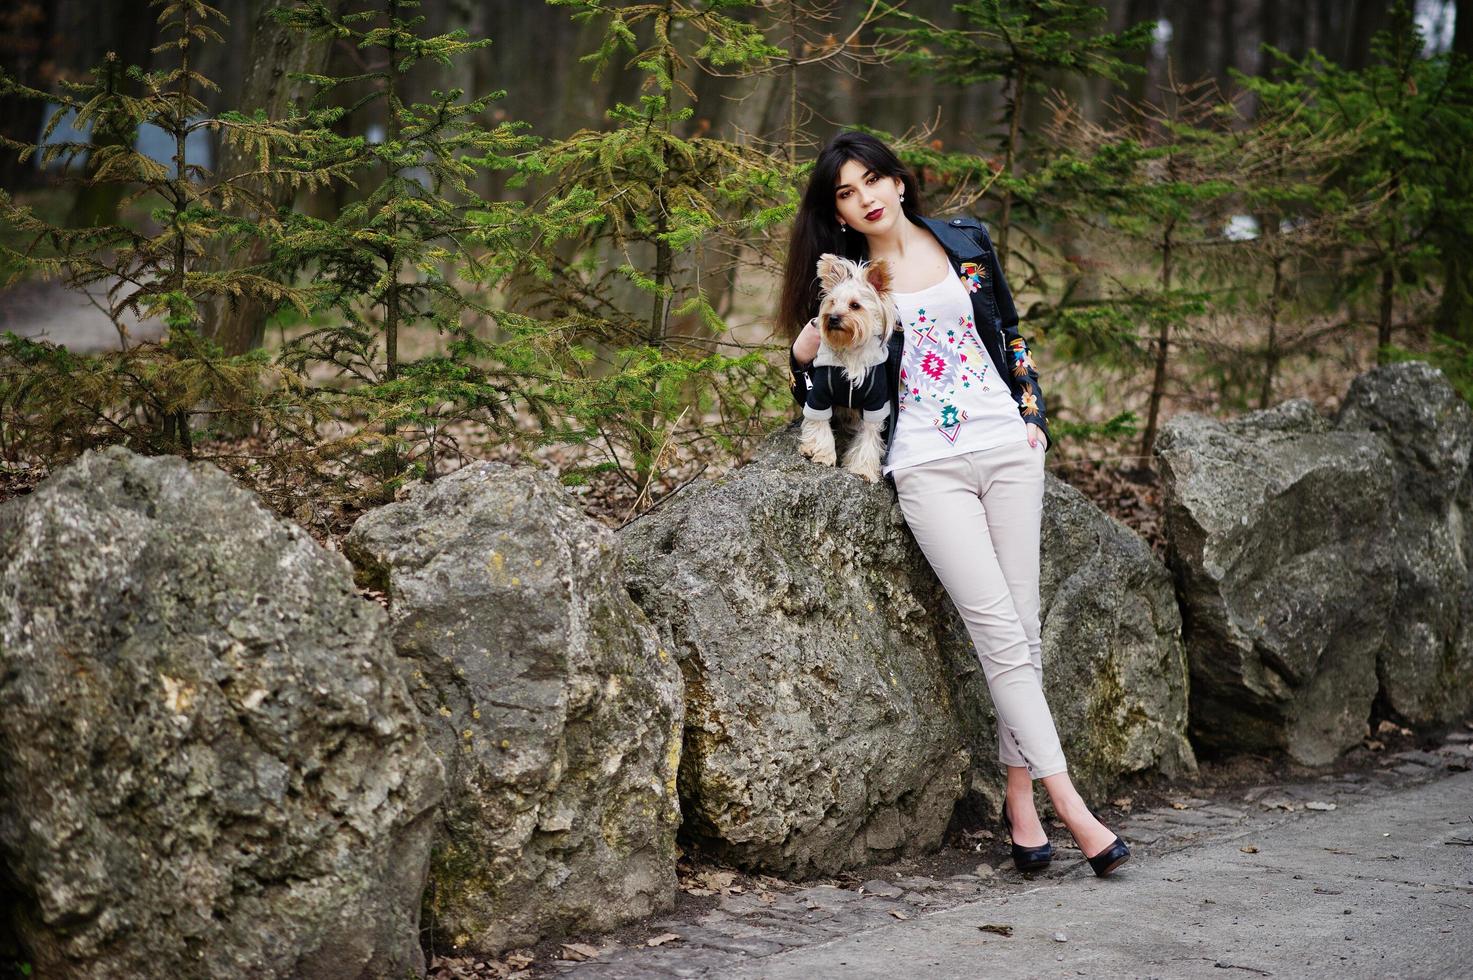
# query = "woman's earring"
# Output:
<box><xmin>839</xmin><ymin>223</ymin><xmax>847</xmax><ymax>232</ymax></box>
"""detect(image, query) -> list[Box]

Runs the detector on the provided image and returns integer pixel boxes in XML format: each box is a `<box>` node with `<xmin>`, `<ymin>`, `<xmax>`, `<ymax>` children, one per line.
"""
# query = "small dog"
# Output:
<box><xmin>798</xmin><ymin>254</ymin><xmax>897</xmax><ymax>483</ymax></box>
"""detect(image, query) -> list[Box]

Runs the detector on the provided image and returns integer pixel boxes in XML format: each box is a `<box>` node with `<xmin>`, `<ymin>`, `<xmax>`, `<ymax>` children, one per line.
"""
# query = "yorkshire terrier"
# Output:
<box><xmin>798</xmin><ymin>254</ymin><xmax>897</xmax><ymax>483</ymax></box>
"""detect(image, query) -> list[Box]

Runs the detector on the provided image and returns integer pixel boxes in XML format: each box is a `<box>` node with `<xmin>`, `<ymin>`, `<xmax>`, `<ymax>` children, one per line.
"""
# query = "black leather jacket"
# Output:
<box><xmin>788</xmin><ymin>214</ymin><xmax>1052</xmax><ymax>474</ymax></box>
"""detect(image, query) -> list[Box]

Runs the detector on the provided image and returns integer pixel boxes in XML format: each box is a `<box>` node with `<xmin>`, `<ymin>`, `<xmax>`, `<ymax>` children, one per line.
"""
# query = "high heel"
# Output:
<box><xmin>1000</xmin><ymin>798</ymin><xmax>1054</xmax><ymax>872</ymax></box>
<box><xmin>1079</xmin><ymin>807</ymin><xmax>1130</xmax><ymax>878</ymax></box>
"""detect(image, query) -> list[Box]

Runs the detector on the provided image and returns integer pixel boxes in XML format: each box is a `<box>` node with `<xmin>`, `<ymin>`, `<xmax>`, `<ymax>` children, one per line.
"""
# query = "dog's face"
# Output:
<box><xmin>815</xmin><ymin>254</ymin><xmax>894</xmax><ymax>352</ymax></box>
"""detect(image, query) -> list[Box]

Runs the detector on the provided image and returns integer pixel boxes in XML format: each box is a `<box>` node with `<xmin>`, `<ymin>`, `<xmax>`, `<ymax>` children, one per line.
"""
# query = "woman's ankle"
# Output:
<box><xmin>1043</xmin><ymin>786</ymin><xmax>1093</xmax><ymax>825</ymax></box>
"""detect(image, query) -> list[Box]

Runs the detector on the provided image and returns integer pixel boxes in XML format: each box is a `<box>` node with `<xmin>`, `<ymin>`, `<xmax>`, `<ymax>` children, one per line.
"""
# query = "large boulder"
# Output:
<box><xmin>0</xmin><ymin>446</ymin><xmax>444</xmax><ymax>980</ymax></box>
<box><xmin>1333</xmin><ymin>362</ymin><xmax>1473</xmax><ymax>726</ymax></box>
<box><xmin>620</xmin><ymin>428</ymin><xmax>969</xmax><ymax>878</ymax></box>
<box><xmin>342</xmin><ymin>462</ymin><xmax>682</xmax><ymax>956</ymax></box>
<box><xmin>620</xmin><ymin>425</ymin><xmax>1192</xmax><ymax>877</ymax></box>
<box><xmin>1156</xmin><ymin>399</ymin><xmax>1398</xmax><ymax>764</ymax></box>
<box><xmin>935</xmin><ymin>476</ymin><xmax>1196</xmax><ymax>807</ymax></box>
<box><xmin>1036</xmin><ymin>479</ymin><xmax>1196</xmax><ymax>788</ymax></box>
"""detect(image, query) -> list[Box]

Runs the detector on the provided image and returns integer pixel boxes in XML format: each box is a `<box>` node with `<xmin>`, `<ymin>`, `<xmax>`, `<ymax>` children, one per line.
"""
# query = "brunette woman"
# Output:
<box><xmin>780</xmin><ymin>131</ymin><xmax>1130</xmax><ymax>877</ymax></box>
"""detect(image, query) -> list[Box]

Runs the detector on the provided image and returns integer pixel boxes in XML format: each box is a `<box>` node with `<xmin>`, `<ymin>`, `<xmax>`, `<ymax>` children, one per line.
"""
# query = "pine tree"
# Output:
<box><xmin>879</xmin><ymin>0</ymin><xmax>1154</xmax><ymax>270</ymax></box>
<box><xmin>0</xmin><ymin>0</ymin><xmax>327</xmax><ymax>455</ymax></box>
<box><xmin>1216</xmin><ymin>65</ymin><xmax>1369</xmax><ymax>409</ymax></box>
<box><xmin>499</xmin><ymin>0</ymin><xmax>794</xmax><ymax>491</ymax></box>
<box><xmin>1028</xmin><ymin>76</ymin><xmax>1237</xmax><ymax>460</ymax></box>
<box><xmin>1242</xmin><ymin>2</ymin><xmax>1473</xmax><ymax>360</ymax></box>
<box><xmin>266</xmin><ymin>0</ymin><xmax>539</xmax><ymax>482</ymax></box>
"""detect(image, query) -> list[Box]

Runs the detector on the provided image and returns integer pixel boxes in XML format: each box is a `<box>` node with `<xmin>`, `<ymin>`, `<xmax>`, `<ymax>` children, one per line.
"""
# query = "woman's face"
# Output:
<box><xmin>832</xmin><ymin>158</ymin><xmax>904</xmax><ymax>237</ymax></box>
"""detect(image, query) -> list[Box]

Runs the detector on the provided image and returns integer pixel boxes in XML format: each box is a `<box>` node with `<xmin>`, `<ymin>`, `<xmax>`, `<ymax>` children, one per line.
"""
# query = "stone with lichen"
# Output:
<box><xmin>1157</xmin><ymin>398</ymin><xmax>1398</xmax><ymax>764</ymax></box>
<box><xmin>0</xmin><ymin>446</ymin><xmax>443</xmax><ymax>979</ymax></box>
<box><xmin>1333</xmin><ymin>361</ymin><xmax>1473</xmax><ymax>728</ymax></box>
<box><xmin>1159</xmin><ymin>365</ymin><xmax>1473</xmax><ymax>764</ymax></box>
<box><xmin>620</xmin><ymin>424</ymin><xmax>1192</xmax><ymax>877</ymax></box>
<box><xmin>343</xmin><ymin>461</ymin><xmax>681</xmax><ymax>956</ymax></box>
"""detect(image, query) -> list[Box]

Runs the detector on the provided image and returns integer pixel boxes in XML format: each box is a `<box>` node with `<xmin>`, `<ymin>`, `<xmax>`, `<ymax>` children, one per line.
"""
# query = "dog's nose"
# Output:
<box><xmin>826</xmin><ymin>313</ymin><xmax>845</xmax><ymax>329</ymax></box>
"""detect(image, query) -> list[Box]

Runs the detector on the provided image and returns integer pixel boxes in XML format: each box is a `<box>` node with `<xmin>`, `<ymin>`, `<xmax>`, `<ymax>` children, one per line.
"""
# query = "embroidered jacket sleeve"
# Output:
<box><xmin>975</xmin><ymin>221</ymin><xmax>1050</xmax><ymax>448</ymax></box>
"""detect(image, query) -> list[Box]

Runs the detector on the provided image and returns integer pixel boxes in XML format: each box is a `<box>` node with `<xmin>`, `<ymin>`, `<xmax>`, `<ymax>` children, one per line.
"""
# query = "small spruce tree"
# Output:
<box><xmin>499</xmin><ymin>0</ymin><xmax>795</xmax><ymax>491</ymax></box>
<box><xmin>0</xmin><ymin>0</ymin><xmax>326</xmax><ymax>457</ymax></box>
<box><xmin>1240</xmin><ymin>2</ymin><xmax>1473</xmax><ymax>360</ymax></box>
<box><xmin>1028</xmin><ymin>77</ymin><xmax>1236</xmax><ymax>459</ymax></box>
<box><xmin>267</xmin><ymin>0</ymin><xmax>539</xmax><ymax>483</ymax></box>
<box><xmin>879</xmin><ymin>0</ymin><xmax>1153</xmax><ymax>270</ymax></box>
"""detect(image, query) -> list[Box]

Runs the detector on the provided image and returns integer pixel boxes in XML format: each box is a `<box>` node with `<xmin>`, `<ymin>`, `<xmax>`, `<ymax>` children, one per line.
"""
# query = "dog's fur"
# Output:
<box><xmin>798</xmin><ymin>254</ymin><xmax>898</xmax><ymax>482</ymax></box>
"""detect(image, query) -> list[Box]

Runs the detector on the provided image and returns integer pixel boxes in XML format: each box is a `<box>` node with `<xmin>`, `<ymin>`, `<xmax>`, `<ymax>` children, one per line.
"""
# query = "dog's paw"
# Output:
<box><xmin>798</xmin><ymin>441</ymin><xmax>816</xmax><ymax>460</ymax></box>
<box><xmin>812</xmin><ymin>446</ymin><xmax>837</xmax><ymax>466</ymax></box>
<box><xmin>847</xmin><ymin>461</ymin><xmax>881</xmax><ymax>483</ymax></box>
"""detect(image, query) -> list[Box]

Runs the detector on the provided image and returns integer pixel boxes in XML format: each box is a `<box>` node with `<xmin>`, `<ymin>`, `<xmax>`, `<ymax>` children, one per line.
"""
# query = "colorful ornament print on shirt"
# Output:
<box><xmin>897</xmin><ymin>307</ymin><xmax>991</xmax><ymax>444</ymax></box>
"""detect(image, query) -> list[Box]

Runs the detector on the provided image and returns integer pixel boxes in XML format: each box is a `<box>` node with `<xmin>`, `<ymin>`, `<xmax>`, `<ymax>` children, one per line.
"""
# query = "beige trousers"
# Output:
<box><xmin>893</xmin><ymin>435</ymin><xmax>1068</xmax><ymax>778</ymax></box>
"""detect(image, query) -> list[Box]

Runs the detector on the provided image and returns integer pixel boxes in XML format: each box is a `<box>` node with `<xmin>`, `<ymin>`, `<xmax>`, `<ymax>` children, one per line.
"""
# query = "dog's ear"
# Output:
<box><xmin>816</xmin><ymin>253</ymin><xmax>848</xmax><ymax>291</ymax></box>
<box><xmin>865</xmin><ymin>258</ymin><xmax>892</xmax><ymax>296</ymax></box>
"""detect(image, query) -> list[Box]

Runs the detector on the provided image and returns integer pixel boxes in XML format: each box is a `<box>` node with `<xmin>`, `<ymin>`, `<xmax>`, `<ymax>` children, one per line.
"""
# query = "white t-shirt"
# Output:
<box><xmin>883</xmin><ymin>267</ymin><xmax>1026</xmax><ymax>476</ymax></box>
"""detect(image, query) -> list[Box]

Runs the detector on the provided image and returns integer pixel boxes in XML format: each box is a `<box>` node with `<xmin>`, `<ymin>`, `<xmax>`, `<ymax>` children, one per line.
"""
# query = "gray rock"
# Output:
<box><xmin>342</xmin><ymin>461</ymin><xmax>682</xmax><ymax>955</ymax></box>
<box><xmin>937</xmin><ymin>475</ymin><xmax>1195</xmax><ymax>807</ymax></box>
<box><xmin>1038</xmin><ymin>479</ymin><xmax>1197</xmax><ymax>789</ymax></box>
<box><xmin>621</xmin><ymin>426</ymin><xmax>970</xmax><ymax>878</ymax></box>
<box><xmin>1156</xmin><ymin>399</ymin><xmax>1397</xmax><ymax>764</ymax></box>
<box><xmin>621</xmin><ymin>424</ymin><xmax>1192</xmax><ymax>875</ymax></box>
<box><xmin>0</xmin><ymin>446</ymin><xmax>443</xmax><ymax>980</ymax></box>
<box><xmin>859</xmin><ymin>880</ymin><xmax>903</xmax><ymax>898</ymax></box>
<box><xmin>1333</xmin><ymin>362</ymin><xmax>1473</xmax><ymax>727</ymax></box>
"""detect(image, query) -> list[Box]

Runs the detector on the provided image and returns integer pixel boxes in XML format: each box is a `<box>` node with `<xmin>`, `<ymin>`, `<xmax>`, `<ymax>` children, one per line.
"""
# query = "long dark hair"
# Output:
<box><xmin>775</xmin><ymin>131</ymin><xmax>924</xmax><ymax>340</ymax></box>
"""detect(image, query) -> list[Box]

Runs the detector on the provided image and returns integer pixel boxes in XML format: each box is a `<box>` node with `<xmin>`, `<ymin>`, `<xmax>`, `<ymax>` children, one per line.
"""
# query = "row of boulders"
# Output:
<box><xmin>619</xmin><ymin>426</ymin><xmax>1196</xmax><ymax>881</ymax></box>
<box><xmin>0</xmin><ymin>362</ymin><xmax>1468</xmax><ymax>975</ymax></box>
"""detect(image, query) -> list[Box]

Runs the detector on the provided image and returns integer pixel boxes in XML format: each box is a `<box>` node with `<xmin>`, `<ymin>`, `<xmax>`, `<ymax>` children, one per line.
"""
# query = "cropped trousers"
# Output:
<box><xmin>892</xmin><ymin>436</ymin><xmax>1068</xmax><ymax>778</ymax></box>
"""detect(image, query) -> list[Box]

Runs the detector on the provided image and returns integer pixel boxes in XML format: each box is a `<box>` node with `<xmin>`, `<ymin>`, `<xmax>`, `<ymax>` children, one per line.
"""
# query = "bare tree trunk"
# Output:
<box><xmin>0</xmin><ymin>0</ymin><xmax>55</xmax><ymax>193</ymax></box>
<box><xmin>1140</xmin><ymin>218</ymin><xmax>1174</xmax><ymax>459</ymax></box>
<box><xmin>1346</xmin><ymin>0</ymin><xmax>1392</xmax><ymax>70</ymax></box>
<box><xmin>1377</xmin><ymin>172</ymin><xmax>1402</xmax><ymax>362</ymax></box>
<box><xmin>1175</xmin><ymin>0</ymin><xmax>1210</xmax><ymax>82</ymax></box>
<box><xmin>1378</xmin><ymin>248</ymin><xmax>1395</xmax><ymax>361</ymax></box>
<box><xmin>1457</xmin><ymin>0</ymin><xmax>1473</xmax><ymax>60</ymax></box>
<box><xmin>200</xmin><ymin>0</ymin><xmax>337</xmax><ymax>355</ymax></box>
<box><xmin>52</xmin><ymin>0</ymin><xmax>156</xmax><ymax>224</ymax></box>
<box><xmin>1261</xmin><ymin>248</ymin><xmax>1283</xmax><ymax>409</ymax></box>
<box><xmin>997</xmin><ymin>68</ymin><xmax>1025</xmax><ymax>272</ymax></box>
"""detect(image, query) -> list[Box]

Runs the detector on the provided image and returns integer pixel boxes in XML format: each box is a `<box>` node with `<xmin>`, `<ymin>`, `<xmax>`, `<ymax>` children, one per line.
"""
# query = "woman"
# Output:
<box><xmin>780</xmin><ymin>131</ymin><xmax>1130</xmax><ymax>878</ymax></box>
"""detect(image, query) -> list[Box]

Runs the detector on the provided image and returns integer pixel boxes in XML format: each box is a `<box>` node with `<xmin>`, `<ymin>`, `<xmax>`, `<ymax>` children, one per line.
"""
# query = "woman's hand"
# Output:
<box><xmin>792</xmin><ymin>317</ymin><xmax>821</xmax><ymax>366</ymax></box>
<box><xmin>1026</xmin><ymin>422</ymin><xmax>1048</xmax><ymax>451</ymax></box>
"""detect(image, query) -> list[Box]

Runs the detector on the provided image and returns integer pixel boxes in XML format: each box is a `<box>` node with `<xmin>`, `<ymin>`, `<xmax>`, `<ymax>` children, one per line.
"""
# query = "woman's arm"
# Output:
<box><xmin>789</xmin><ymin>317</ymin><xmax>820</xmax><ymax>408</ymax></box>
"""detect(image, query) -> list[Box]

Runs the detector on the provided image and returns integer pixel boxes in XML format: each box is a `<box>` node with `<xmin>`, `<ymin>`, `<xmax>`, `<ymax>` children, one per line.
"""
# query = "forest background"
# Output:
<box><xmin>1</xmin><ymin>0</ymin><xmax>1470</xmax><ymax>544</ymax></box>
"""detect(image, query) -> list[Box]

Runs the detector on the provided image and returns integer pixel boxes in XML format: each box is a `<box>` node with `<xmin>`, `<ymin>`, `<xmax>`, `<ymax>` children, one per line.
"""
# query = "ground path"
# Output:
<box><xmin>0</xmin><ymin>279</ymin><xmax>159</xmax><ymax>352</ymax></box>
<box><xmin>499</xmin><ymin>731</ymin><xmax>1473</xmax><ymax>980</ymax></box>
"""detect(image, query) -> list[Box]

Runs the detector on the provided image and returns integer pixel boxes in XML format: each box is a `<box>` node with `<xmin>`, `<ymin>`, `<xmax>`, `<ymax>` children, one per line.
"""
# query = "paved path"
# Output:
<box><xmin>521</xmin><ymin>735</ymin><xmax>1473</xmax><ymax>979</ymax></box>
<box><xmin>722</xmin><ymin>767</ymin><xmax>1473</xmax><ymax>979</ymax></box>
<box><xmin>0</xmin><ymin>279</ymin><xmax>159</xmax><ymax>352</ymax></box>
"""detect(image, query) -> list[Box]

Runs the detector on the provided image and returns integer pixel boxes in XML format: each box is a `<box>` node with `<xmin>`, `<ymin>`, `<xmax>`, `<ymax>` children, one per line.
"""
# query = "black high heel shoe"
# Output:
<box><xmin>1000</xmin><ymin>798</ymin><xmax>1054</xmax><ymax>872</ymax></box>
<box><xmin>1078</xmin><ymin>807</ymin><xmax>1130</xmax><ymax>878</ymax></box>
